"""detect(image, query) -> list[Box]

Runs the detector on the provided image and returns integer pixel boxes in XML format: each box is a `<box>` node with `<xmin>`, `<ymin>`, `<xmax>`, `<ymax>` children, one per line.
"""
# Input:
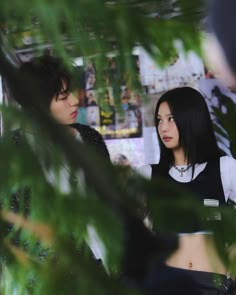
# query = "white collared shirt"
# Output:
<box><xmin>138</xmin><ymin>156</ymin><xmax>236</xmax><ymax>203</ymax></box>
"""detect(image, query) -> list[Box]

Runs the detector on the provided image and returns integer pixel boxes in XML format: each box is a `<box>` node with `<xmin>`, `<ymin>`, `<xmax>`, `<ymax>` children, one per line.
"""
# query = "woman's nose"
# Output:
<box><xmin>160</xmin><ymin>121</ymin><xmax>168</xmax><ymax>132</ymax></box>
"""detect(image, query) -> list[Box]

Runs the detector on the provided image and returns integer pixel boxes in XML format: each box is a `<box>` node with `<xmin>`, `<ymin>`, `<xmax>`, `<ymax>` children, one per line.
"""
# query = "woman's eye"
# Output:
<box><xmin>157</xmin><ymin>118</ymin><xmax>162</xmax><ymax>124</ymax></box>
<box><xmin>169</xmin><ymin>117</ymin><xmax>174</xmax><ymax>122</ymax></box>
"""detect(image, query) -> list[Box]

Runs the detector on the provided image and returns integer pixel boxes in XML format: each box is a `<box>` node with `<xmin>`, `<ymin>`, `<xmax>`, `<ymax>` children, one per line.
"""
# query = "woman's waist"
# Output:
<box><xmin>165</xmin><ymin>233</ymin><xmax>227</xmax><ymax>275</ymax></box>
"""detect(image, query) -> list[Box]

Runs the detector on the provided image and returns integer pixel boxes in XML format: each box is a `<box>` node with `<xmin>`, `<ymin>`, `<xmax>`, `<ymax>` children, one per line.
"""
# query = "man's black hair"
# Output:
<box><xmin>15</xmin><ymin>55</ymin><xmax>72</xmax><ymax>111</ymax></box>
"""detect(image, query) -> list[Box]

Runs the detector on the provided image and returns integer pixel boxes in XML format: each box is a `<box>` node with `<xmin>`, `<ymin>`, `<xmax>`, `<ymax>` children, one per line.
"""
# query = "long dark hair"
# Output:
<box><xmin>154</xmin><ymin>87</ymin><xmax>223</xmax><ymax>173</ymax></box>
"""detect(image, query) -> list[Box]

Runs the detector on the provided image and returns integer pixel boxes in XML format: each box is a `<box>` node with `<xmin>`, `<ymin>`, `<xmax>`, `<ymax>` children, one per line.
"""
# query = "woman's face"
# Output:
<box><xmin>50</xmin><ymin>83</ymin><xmax>79</xmax><ymax>125</ymax></box>
<box><xmin>157</xmin><ymin>101</ymin><xmax>180</xmax><ymax>150</ymax></box>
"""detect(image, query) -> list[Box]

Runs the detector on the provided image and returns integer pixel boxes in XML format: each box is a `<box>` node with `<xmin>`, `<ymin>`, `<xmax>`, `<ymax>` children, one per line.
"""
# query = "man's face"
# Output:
<box><xmin>50</xmin><ymin>82</ymin><xmax>79</xmax><ymax>125</ymax></box>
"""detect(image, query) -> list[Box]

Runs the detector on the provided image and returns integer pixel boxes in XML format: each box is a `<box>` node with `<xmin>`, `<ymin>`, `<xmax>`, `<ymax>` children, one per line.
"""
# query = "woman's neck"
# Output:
<box><xmin>173</xmin><ymin>148</ymin><xmax>188</xmax><ymax>166</ymax></box>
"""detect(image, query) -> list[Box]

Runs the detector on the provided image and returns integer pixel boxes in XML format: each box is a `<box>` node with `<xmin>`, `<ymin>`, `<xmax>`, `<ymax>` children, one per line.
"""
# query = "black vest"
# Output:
<box><xmin>151</xmin><ymin>158</ymin><xmax>226</xmax><ymax>232</ymax></box>
<box><xmin>151</xmin><ymin>158</ymin><xmax>225</xmax><ymax>205</ymax></box>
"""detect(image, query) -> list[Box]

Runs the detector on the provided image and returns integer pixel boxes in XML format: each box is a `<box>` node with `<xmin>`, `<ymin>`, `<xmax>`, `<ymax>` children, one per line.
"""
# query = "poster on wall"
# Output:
<box><xmin>198</xmin><ymin>78</ymin><xmax>236</xmax><ymax>155</ymax></box>
<box><xmin>139</xmin><ymin>47</ymin><xmax>205</xmax><ymax>94</ymax></box>
<box><xmin>198</xmin><ymin>78</ymin><xmax>236</xmax><ymax>119</ymax></box>
<box><xmin>75</xmin><ymin>56</ymin><xmax>143</xmax><ymax>139</ymax></box>
<box><xmin>105</xmin><ymin>137</ymin><xmax>145</xmax><ymax>168</ymax></box>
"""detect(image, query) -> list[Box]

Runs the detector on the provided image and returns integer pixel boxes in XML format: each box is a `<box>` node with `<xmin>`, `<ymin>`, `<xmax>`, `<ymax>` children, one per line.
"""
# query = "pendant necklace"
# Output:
<box><xmin>173</xmin><ymin>165</ymin><xmax>191</xmax><ymax>177</ymax></box>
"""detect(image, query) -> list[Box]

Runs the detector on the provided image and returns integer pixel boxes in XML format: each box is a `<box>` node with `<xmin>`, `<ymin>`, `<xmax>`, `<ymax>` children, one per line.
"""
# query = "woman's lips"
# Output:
<box><xmin>162</xmin><ymin>136</ymin><xmax>172</xmax><ymax>142</ymax></box>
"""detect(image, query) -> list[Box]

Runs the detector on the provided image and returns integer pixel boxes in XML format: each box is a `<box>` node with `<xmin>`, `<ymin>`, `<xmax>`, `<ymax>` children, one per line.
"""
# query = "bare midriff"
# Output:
<box><xmin>165</xmin><ymin>233</ymin><xmax>227</xmax><ymax>275</ymax></box>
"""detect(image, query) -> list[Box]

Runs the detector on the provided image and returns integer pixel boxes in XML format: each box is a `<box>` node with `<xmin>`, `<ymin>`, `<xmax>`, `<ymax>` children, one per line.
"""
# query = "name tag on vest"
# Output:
<box><xmin>203</xmin><ymin>199</ymin><xmax>221</xmax><ymax>221</ymax></box>
<box><xmin>204</xmin><ymin>199</ymin><xmax>219</xmax><ymax>207</ymax></box>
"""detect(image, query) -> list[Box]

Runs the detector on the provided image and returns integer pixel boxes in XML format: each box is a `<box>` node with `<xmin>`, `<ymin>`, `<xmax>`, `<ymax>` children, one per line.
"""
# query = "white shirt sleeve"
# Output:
<box><xmin>137</xmin><ymin>164</ymin><xmax>152</xmax><ymax>180</ymax></box>
<box><xmin>138</xmin><ymin>158</ymin><xmax>236</xmax><ymax>204</ymax></box>
<box><xmin>220</xmin><ymin>156</ymin><xmax>236</xmax><ymax>202</ymax></box>
<box><xmin>86</xmin><ymin>225</ymin><xmax>106</xmax><ymax>263</ymax></box>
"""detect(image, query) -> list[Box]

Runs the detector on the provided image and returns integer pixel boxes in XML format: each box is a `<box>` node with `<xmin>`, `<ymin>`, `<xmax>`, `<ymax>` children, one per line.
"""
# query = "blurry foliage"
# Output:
<box><xmin>0</xmin><ymin>0</ymin><xmax>235</xmax><ymax>294</ymax></box>
<box><xmin>0</xmin><ymin>0</ymin><xmax>205</xmax><ymax>97</ymax></box>
<box><xmin>0</xmin><ymin>107</ymin><xmax>140</xmax><ymax>294</ymax></box>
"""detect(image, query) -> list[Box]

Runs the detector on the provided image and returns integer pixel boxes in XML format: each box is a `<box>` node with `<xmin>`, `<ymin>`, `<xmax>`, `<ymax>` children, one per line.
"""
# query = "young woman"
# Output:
<box><xmin>139</xmin><ymin>87</ymin><xmax>236</xmax><ymax>294</ymax></box>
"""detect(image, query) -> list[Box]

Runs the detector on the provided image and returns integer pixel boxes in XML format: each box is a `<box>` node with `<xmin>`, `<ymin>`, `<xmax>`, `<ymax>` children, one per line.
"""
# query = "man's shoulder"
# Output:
<box><xmin>73</xmin><ymin>123</ymin><xmax>101</xmax><ymax>137</ymax></box>
<box><xmin>72</xmin><ymin>123</ymin><xmax>110</xmax><ymax>159</ymax></box>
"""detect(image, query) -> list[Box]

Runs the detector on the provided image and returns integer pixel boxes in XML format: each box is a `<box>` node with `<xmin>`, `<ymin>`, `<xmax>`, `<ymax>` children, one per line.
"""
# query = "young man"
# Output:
<box><xmin>14</xmin><ymin>54</ymin><xmax>110</xmax><ymax>160</ymax></box>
